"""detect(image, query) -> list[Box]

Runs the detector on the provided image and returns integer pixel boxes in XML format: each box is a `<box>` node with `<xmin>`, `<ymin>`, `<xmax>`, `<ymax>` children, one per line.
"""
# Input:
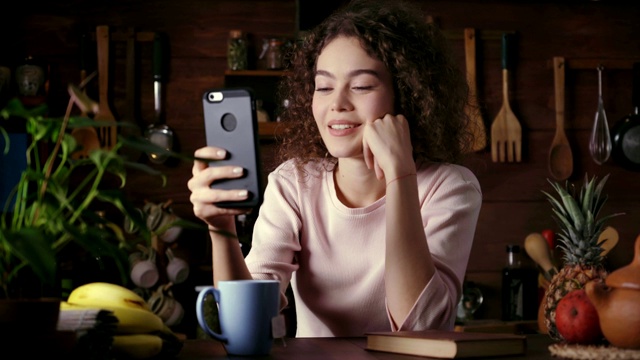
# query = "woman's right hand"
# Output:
<box><xmin>188</xmin><ymin>146</ymin><xmax>252</xmax><ymax>232</ymax></box>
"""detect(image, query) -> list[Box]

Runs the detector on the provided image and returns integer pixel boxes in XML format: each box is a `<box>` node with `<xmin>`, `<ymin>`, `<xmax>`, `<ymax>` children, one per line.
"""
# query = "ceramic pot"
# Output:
<box><xmin>586</xmin><ymin>234</ymin><xmax>640</xmax><ymax>349</ymax></box>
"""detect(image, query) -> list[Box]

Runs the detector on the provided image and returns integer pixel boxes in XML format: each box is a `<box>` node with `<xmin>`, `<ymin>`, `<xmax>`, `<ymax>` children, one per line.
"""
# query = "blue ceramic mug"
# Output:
<box><xmin>196</xmin><ymin>280</ymin><xmax>280</xmax><ymax>356</ymax></box>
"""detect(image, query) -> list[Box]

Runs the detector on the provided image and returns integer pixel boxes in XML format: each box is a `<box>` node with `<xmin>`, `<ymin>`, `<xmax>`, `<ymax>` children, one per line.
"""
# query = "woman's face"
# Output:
<box><xmin>312</xmin><ymin>36</ymin><xmax>394</xmax><ymax>159</ymax></box>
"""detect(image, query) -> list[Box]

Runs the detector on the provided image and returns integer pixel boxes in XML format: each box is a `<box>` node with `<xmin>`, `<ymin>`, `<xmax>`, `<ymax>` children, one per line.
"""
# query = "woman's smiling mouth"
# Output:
<box><xmin>330</xmin><ymin>124</ymin><xmax>357</xmax><ymax>130</ymax></box>
<box><xmin>327</xmin><ymin>122</ymin><xmax>361</xmax><ymax>136</ymax></box>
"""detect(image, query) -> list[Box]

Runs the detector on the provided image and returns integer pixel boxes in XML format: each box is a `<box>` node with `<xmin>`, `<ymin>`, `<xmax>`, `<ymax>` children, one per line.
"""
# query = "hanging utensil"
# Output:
<box><xmin>464</xmin><ymin>28</ymin><xmax>487</xmax><ymax>152</ymax></box>
<box><xmin>94</xmin><ymin>25</ymin><xmax>117</xmax><ymax>151</ymax></box>
<box><xmin>78</xmin><ymin>31</ymin><xmax>91</xmax><ymax>110</ymax></box>
<box><xmin>598</xmin><ymin>226</ymin><xmax>619</xmax><ymax>257</ymax></box>
<box><xmin>145</xmin><ymin>32</ymin><xmax>174</xmax><ymax>164</ymax></box>
<box><xmin>611</xmin><ymin>62</ymin><xmax>640</xmax><ymax>170</ymax></box>
<box><xmin>548</xmin><ymin>57</ymin><xmax>573</xmax><ymax>180</ymax></box>
<box><xmin>120</xmin><ymin>27</ymin><xmax>143</xmax><ymax>162</ymax></box>
<box><xmin>71</xmin><ymin>31</ymin><xmax>100</xmax><ymax>160</ymax></box>
<box><xmin>524</xmin><ymin>232</ymin><xmax>558</xmax><ymax>281</ymax></box>
<box><xmin>490</xmin><ymin>33</ymin><xmax>522</xmax><ymax>162</ymax></box>
<box><xmin>589</xmin><ymin>65</ymin><xmax>612</xmax><ymax>165</ymax></box>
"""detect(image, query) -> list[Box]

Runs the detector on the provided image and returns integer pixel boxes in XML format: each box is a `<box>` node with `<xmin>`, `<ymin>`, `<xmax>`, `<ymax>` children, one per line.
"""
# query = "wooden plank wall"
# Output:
<box><xmin>2</xmin><ymin>0</ymin><xmax>639</xmax><ymax>330</ymax></box>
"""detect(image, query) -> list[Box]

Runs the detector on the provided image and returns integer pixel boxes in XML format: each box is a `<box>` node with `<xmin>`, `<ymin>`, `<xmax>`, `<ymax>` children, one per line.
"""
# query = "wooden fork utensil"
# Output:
<box><xmin>491</xmin><ymin>33</ymin><xmax>522</xmax><ymax>162</ymax></box>
<box><xmin>94</xmin><ymin>25</ymin><xmax>117</xmax><ymax>151</ymax></box>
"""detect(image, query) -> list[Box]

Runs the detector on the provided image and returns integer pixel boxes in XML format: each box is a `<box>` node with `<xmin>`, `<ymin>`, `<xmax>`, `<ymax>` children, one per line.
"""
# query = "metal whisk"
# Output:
<box><xmin>589</xmin><ymin>65</ymin><xmax>612</xmax><ymax>165</ymax></box>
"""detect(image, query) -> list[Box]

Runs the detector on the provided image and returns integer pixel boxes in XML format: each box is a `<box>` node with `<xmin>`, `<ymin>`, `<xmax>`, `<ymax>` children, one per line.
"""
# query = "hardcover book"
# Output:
<box><xmin>366</xmin><ymin>330</ymin><xmax>526</xmax><ymax>358</ymax></box>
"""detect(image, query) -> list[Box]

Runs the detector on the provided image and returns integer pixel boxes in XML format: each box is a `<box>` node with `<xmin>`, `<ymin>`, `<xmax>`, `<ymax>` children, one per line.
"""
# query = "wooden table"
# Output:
<box><xmin>178</xmin><ymin>334</ymin><xmax>556</xmax><ymax>359</ymax></box>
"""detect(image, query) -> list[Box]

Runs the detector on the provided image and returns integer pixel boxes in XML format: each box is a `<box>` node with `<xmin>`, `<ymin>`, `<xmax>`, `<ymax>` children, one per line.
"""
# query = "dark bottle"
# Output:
<box><xmin>501</xmin><ymin>244</ymin><xmax>537</xmax><ymax>321</ymax></box>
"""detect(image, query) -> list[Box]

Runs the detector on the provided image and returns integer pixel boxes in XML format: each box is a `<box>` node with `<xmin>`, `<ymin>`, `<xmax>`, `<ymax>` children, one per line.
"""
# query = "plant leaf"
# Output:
<box><xmin>2</xmin><ymin>228</ymin><xmax>57</xmax><ymax>286</ymax></box>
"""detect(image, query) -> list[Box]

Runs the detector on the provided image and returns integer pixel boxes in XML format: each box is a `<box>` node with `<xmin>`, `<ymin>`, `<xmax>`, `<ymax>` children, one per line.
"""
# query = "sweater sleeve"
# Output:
<box><xmin>391</xmin><ymin>164</ymin><xmax>482</xmax><ymax>331</ymax></box>
<box><xmin>244</xmin><ymin>162</ymin><xmax>303</xmax><ymax>310</ymax></box>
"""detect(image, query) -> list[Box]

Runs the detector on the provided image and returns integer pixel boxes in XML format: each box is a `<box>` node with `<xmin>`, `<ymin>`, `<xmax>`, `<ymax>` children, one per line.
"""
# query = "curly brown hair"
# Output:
<box><xmin>277</xmin><ymin>0</ymin><xmax>472</xmax><ymax>171</ymax></box>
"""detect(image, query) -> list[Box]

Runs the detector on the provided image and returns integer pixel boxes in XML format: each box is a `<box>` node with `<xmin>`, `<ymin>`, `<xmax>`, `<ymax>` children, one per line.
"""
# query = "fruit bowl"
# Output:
<box><xmin>549</xmin><ymin>343</ymin><xmax>640</xmax><ymax>360</ymax></box>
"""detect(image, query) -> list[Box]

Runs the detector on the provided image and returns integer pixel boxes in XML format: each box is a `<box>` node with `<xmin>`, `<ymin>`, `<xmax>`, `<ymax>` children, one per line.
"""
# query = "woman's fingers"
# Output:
<box><xmin>192</xmin><ymin>146</ymin><xmax>227</xmax><ymax>175</ymax></box>
<box><xmin>189</xmin><ymin>163</ymin><xmax>244</xmax><ymax>190</ymax></box>
<box><xmin>188</xmin><ymin>146</ymin><xmax>252</xmax><ymax>226</ymax></box>
<box><xmin>192</xmin><ymin>191</ymin><xmax>248</xmax><ymax>218</ymax></box>
<box><xmin>363</xmin><ymin>114</ymin><xmax>414</xmax><ymax>178</ymax></box>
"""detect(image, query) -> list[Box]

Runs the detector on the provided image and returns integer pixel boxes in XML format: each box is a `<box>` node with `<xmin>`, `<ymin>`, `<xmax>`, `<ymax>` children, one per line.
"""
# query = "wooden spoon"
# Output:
<box><xmin>525</xmin><ymin>232</ymin><xmax>558</xmax><ymax>280</ymax></box>
<box><xmin>548</xmin><ymin>56</ymin><xmax>573</xmax><ymax>180</ymax></box>
<box><xmin>598</xmin><ymin>226</ymin><xmax>619</xmax><ymax>257</ymax></box>
<box><xmin>463</xmin><ymin>28</ymin><xmax>486</xmax><ymax>152</ymax></box>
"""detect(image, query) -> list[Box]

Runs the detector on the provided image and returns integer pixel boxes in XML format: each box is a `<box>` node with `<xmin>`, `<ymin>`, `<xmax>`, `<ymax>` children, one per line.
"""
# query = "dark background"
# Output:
<box><xmin>1</xmin><ymin>0</ymin><xmax>639</xmax><ymax>336</ymax></box>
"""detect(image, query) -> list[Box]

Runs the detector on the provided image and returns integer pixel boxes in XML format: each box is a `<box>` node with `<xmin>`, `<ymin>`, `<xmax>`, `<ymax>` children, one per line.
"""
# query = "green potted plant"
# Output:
<box><xmin>0</xmin><ymin>82</ymin><xmax>175</xmax><ymax>301</ymax></box>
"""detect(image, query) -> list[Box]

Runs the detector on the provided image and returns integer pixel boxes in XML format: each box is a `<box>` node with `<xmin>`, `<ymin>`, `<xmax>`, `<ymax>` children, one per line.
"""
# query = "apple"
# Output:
<box><xmin>541</xmin><ymin>229</ymin><xmax>556</xmax><ymax>250</ymax></box>
<box><xmin>555</xmin><ymin>289</ymin><xmax>603</xmax><ymax>344</ymax></box>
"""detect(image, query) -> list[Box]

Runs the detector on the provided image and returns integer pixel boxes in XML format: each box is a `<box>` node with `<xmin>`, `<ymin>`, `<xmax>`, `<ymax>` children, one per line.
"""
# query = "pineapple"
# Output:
<box><xmin>541</xmin><ymin>174</ymin><xmax>623</xmax><ymax>341</ymax></box>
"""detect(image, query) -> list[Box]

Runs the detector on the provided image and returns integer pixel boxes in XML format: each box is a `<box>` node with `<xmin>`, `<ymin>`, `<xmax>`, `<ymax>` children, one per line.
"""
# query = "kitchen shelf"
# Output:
<box><xmin>258</xmin><ymin>121</ymin><xmax>287</xmax><ymax>138</ymax></box>
<box><xmin>224</xmin><ymin>70</ymin><xmax>288</xmax><ymax>139</ymax></box>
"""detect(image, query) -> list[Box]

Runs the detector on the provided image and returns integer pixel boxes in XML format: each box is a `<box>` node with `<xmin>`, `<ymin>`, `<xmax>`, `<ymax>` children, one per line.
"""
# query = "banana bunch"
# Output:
<box><xmin>65</xmin><ymin>282</ymin><xmax>183</xmax><ymax>359</ymax></box>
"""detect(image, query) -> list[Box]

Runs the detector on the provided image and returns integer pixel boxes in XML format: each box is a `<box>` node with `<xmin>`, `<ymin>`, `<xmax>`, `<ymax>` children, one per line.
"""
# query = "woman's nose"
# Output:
<box><xmin>331</xmin><ymin>89</ymin><xmax>353</xmax><ymax>112</ymax></box>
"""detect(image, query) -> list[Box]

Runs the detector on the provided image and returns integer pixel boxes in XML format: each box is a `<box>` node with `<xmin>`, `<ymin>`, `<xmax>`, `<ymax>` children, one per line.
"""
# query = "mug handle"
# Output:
<box><xmin>196</xmin><ymin>287</ymin><xmax>226</xmax><ymax>342</ymax></box>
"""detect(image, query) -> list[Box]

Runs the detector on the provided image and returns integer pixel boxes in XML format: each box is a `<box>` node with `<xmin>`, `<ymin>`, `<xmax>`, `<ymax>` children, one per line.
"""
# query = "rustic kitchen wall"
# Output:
<box><xmin>2</xmin><ymin>0</ymin><xmax>639</xmax><ymax>325</ymax></box>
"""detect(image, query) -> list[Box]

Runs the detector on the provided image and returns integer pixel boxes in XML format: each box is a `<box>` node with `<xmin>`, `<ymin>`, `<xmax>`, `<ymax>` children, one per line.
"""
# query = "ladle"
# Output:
<box><xmin>589</xmin><ymin>65</ymin><xmax>612</xmax><ymax>165</ymax></box>
<box><xmin>145</xmin><ymin>32</ymin><xmax>173</xmax><ymax>164</ymax></box>
<box><xmin>548</xmin><ymin>57</ymin><xmax>573</xmax><ymax>180</ymax></box>
<box><xmin>524</xmin><ymin>232</ymin><xmax>558</xmax><ymax>281</ymax></box>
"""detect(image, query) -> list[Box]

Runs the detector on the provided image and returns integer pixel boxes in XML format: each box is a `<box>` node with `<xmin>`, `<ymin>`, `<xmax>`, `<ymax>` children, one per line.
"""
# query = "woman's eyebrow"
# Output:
<box><xmin>315</xmin><ymin>69</ymin><xmax>381</xmax><ymax>79</ymax></box>
<box><xmin>315</xmin><ymin>70</ymin><xmax>335</xmax><ymax>79</ymax></box>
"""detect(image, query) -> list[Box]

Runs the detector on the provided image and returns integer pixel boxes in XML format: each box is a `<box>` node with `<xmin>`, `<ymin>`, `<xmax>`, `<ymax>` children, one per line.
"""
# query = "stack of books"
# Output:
<box><xmin>57</xmin><ymin>307</ymin><xmax>118</xmax><ymax>359</ymax></box>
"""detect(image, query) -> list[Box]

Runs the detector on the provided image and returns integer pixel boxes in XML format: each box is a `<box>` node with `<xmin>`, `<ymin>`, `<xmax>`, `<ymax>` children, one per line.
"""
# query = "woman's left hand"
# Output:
<box><xmin>362</xmin><ymin>114</ymin><xmax>415</xmax><ymax>180</ymax></box>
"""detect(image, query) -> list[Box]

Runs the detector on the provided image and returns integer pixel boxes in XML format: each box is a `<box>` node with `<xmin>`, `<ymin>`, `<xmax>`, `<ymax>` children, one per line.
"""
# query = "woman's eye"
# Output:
<box><xmin>315</xmin><ymin>87</ymin><xmax>332</xmax><ymax>92</ymax></box>
<box><xmin>353</xmin><ymin>86</ymin><xmax>374</xmax><ymax>91</ymax></box>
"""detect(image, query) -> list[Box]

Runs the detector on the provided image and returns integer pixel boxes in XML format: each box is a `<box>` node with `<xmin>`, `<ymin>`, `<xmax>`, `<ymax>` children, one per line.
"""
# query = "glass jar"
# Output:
<box><xmin>15</xmin><ymin>55</ymin><xmax>47</xmax><ymax>106</ymax></box>
<box><xmin>227</xmin><ymin>30</ymin><xmax>248</xmax><ymax>71</ymax></box>
<box><xmin>16</xmin><ymin>56</ymin><xmax>46</xmax><ymax>96</ymax></box>
<box><xmin>259</xmin><ymin>37</ymin><xmax>284</xmax><ymax>70</ymax></box>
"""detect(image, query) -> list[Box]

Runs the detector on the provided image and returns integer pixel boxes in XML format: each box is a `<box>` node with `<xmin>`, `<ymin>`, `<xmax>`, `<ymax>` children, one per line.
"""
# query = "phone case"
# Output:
<box><xmin>203</xmin><ymin>88</ymin><xmax>263</xmax><ymax>208</ymax></box>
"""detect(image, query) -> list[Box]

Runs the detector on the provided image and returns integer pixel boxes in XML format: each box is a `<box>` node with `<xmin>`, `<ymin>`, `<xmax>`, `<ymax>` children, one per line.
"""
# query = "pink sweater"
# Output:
<box><xmin>245</xmin><ymin>159</ymin><xmax>482</xmax><ymax>337</ymax></box>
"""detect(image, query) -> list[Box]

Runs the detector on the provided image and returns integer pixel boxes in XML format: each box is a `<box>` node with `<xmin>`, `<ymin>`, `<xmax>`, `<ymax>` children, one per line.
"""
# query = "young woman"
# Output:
<box><xmin>188</xmin><ymin>0</ymin><xmax>482</xmax><ymax>337</ymax></box>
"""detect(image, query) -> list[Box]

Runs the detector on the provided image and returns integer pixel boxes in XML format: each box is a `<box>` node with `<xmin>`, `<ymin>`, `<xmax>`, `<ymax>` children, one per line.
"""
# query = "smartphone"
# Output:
<box><xmin>203</xmin><ymin>88</ymin><xmax>263</xmax><ymax>208</ymax></box>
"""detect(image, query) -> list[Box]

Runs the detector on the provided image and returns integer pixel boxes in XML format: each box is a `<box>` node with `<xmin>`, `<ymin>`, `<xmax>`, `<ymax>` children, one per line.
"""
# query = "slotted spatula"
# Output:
<box><xmin>464</xmin><ymin>28</ymin><xmax>486</xmax><ymax>152</ymax></box>
<box><xmin>490</xmin><ymin>33</ymin><xmax>522</xmax><ymax>162</ymax></box>
<box><xmin>94</xmin><ymin>25</ymin><xmax>117</xmax><ymax>151</ymax></box>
